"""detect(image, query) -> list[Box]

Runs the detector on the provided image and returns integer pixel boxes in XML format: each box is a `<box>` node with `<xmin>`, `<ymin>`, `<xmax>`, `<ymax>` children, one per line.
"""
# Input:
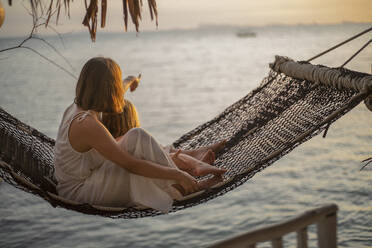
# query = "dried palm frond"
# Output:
<box><xmin>8</xmin><ymin>0</ymin><xmax>158</xmax><ymax>41</ymax></box>
<box><xmin>148</xmin><ymin>0</ymin><xmax>158</xmax><ymax>26</ymax></box>
<box><xmin>82</xmin><ymin>0</ymin><xmax>98</xmax><ymax>41</ymax></box>
<box><xmin>101</xmin><ymin>0</ymin><xmax>107</xmax><ymax>28</ymax></box>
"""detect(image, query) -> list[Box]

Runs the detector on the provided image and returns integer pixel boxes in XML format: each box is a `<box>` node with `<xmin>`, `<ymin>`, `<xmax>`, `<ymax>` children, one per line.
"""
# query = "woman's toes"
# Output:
<box><xmin>214</xmin><ymin>140</ymin><xmax>227</xmax><ymax>152</ymax></box>
<box><xmin>201</xmin><ymin>149</ymin><xmax>215</xmax><ymax>164</ymax></box>
<box><xmin>213</xmin><ymin>167</ymin><xmax>227</xmax><ymax>176</ymax></box>
<box><xmin>198</xmin><ymin>175</ymin><xmax>224</xmax><ymax>189</ymax></box>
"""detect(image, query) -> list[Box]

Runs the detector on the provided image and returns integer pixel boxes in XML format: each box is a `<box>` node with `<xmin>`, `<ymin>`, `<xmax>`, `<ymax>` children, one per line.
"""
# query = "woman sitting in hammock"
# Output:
<box><xmin>54</xmin><ymin>57</ymin><xmax>226</xmax><ymax>213</ymax></box>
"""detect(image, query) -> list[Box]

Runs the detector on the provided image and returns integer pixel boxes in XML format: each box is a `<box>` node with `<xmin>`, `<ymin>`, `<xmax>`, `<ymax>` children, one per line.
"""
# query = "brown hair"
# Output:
<box><xmin>102</xmin><ymin>99</ymin><xmax>140</xmax><ymax>138</ymax></box>
<box><xmin>75</xmin><ymin>57</ymin><xmax>125</xmax><ymax>113</ymax></box>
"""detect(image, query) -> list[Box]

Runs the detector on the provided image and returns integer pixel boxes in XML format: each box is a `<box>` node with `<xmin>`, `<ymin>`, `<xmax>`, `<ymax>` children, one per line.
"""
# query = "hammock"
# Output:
<box><xmin>1</xmin><ymin>55</ymin><xmax>371</xmax><ymax>218</ymax></box>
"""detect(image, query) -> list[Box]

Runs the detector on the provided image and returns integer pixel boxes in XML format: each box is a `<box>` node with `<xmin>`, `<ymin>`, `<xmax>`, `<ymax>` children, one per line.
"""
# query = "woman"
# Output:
<box><xmin>54</xmin><ymin>57</ymin><xmax>226</xmax><ymax>213</ymax></box>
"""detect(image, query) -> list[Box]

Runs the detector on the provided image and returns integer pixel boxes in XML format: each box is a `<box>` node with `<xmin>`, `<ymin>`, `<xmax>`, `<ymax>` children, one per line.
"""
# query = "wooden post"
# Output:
<box><xmin>271</xmin><ymin>237</ymin><xmax>283</xmax><ymax>248</ymax></box>
<box><xmin>297</xmin><ymin>227</ymin><xmax>308</xmax><ymax>248</ymax></box>
<box><xmin>317</xmin><ymin>212</ymin><xmax>337</xmax><ymax>248</ymax></box>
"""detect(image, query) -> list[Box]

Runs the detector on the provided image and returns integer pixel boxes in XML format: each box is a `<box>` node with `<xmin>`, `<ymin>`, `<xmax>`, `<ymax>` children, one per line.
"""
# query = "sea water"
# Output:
<box><xmin>0</xmin><ymin>23</ymin><xmax>371</xmax><ymax>248</ymax></box>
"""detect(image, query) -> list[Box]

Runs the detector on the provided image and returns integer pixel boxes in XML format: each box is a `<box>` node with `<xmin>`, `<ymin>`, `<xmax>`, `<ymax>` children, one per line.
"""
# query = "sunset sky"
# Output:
<box><xmin>0</xmin><ymin>0</ymin><xmax>372</xmax><ymax>36</ymax></box>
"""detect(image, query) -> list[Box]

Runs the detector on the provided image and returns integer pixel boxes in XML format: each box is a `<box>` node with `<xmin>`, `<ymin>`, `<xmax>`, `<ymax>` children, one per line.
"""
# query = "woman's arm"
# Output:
<box><xmin>70</xmin><ymin>115</ymin><xmax>198</xmax><ymax>193</ymax></box>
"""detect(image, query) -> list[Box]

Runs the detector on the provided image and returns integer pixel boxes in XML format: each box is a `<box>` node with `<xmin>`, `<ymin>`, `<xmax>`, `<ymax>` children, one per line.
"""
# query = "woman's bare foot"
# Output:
<box><xmin>198</xmin><ymin>175</ymin><xmax>224</xmax><ymax>189</ymax></box>
<box><xmin>200</xmin><ymin>149</ymin><xmax>215</xmax><ymax>165</ymax></box>
<box><xmin>207</xmin><ymin>139</ymin><xmax>227</xmax><ymax>153</ymax></box>
<box><xmin>173</xmin><ymin>175</ymin><xmax>224</xmax><ymax>196</ymax></box>
<box><xmin>190</xmin><ymin>157</ymin><xmax>227</xmax><ymax>177</ymax></box>
<box><xmin>180</xmin><ymin>139</ymin><xmax>227</xmax><ymax>164</ymax></box>
<box><xmin>171</xmin><ymin>152</ymin><xmax>226</xmax><ymax>177</ymax></box>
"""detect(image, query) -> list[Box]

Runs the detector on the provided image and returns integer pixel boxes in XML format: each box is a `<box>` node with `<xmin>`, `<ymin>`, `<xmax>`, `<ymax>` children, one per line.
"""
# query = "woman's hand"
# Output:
<box><xmin>175</xmin><ymin>170</ymin><xmax>199</xmax><ymax>195</ymax></box>
<box><xmin>123</xmin><ymin>74</ymin><xmax>141</xmax><ymax>92</ymax></box>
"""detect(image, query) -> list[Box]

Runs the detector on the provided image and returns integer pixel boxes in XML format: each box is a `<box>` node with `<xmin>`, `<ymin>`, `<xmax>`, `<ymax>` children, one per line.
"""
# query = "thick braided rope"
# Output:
<box><xmin>270</xmin><ymin>55</ymin><xmax>372</xmax><ymax>110</ymax></box>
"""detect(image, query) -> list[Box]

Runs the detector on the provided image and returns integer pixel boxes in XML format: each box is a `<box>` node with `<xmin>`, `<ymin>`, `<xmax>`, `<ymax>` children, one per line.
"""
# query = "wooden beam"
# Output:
<box><xmin>209</xmin><ymin>204</ymin><xmax>338</xmax><ymax>248</ymax></box>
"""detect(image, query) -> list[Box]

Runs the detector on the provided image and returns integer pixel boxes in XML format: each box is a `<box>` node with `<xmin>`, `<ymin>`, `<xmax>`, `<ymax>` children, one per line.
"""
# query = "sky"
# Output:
<box><xmin>0</xmin><ymin>0</ymin><xmax>372</xmax><ymax>37</ymax></box>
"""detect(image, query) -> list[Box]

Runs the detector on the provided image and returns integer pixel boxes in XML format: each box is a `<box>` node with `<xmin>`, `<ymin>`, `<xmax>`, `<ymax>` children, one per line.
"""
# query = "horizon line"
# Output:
<box><xmin>0</xmin><ymin>20</ymin><xmax>371</xmax><ymax>40</ymax></box>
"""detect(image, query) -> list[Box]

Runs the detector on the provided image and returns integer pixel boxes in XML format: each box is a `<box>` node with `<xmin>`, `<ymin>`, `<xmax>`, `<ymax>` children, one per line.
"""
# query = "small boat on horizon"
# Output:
<box><xmin>236</xmin><ymin>31</ymin><xmax>256</xmax><ymax>38</ymax></box>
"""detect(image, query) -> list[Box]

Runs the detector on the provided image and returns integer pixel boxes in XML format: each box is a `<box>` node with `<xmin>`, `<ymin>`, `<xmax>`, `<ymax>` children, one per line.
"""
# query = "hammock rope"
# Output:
<box><xmin>340</xmin><ymin>38</ymin><xmax>372</xmax><ymax>68</ymax></box>
<box><xmin>1</xmin><ymin>54</ymin><xmax>371</xmax><ymax>218</ymax></box>
<box><xmin>306</xmin><ymin>27</ymin><xmax>372</xmax><ymax>63</ymax></box>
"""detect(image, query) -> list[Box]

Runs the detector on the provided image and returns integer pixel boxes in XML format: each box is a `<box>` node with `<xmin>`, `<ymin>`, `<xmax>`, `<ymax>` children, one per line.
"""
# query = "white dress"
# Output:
<box><xmin>53</xmin><ymin>103</ymin><xmax>182</xmax><ymax>213</ymax></box>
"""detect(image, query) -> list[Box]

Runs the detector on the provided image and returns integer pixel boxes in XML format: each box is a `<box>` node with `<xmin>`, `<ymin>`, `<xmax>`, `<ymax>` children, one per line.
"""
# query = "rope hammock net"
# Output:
<box><xmin>1</xmin><ymin>54</ymin><xmax>371</xmax><ymax>218</ymax></box>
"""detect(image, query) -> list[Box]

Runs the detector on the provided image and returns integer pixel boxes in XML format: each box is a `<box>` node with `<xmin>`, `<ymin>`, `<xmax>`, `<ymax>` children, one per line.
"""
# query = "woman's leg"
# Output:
<box><xmin>119</xmin><ymin>128</ymin><xmax>223</xmax><ymax>196</ymax></box>
<box><xmin>117</xmin><ymin>128</ymin><xmax>182</xmax><ymax>212</ymax></box>
<box><xmin>119</xmin><ymin>128</ymin><xmax>226</xmax><ymax>194</ymax></box>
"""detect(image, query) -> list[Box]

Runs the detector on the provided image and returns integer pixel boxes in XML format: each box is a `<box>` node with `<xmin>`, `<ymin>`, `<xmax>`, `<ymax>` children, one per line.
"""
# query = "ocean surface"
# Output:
<box><xmin>0</xmin><ymin>23</ymin><xmax>371</xmax><ymax>248</ymax></box>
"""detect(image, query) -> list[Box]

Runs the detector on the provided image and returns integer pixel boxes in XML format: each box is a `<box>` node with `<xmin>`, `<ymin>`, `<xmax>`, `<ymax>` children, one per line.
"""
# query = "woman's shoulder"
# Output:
<box><xmin>70</xmin><ymin>109</ymin><xmax>107</xmax><ymax>138</ymax></box>
<box><xmin>60</xmin><ymin>103</ymin><xmax>99</xmax><ymax>133</ymax></box>
<box><xmin>68</xmin><ymin>108</ymin><xmax>106</xmax><ymax>153</ymax></box>
<box><xmin>71</xmin><ymin>109</ymin><xmax>99</xmax><ymax>128</ymax></box>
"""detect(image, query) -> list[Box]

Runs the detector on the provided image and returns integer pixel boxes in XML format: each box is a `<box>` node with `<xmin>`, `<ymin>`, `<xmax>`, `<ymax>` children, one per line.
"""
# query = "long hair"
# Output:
<box><xmin>75</xmin><ymin>57</ymin><xmax>125</xmax><ymax>114</ymax></box>
<box><xmin>102</xmin><ymin>99</ymin><xmax>140</xmax><ymax>138</ymax></box>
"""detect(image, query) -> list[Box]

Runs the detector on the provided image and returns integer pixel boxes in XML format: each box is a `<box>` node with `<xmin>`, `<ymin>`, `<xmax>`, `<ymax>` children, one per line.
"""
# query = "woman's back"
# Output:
<box><xmin>53</xmin><ymin>103</ymin><xmax>104</xmax><ymax>200</ymax></box>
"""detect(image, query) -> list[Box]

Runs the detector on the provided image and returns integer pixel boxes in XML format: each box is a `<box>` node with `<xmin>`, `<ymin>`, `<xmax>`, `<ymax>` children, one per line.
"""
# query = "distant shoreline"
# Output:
<box><xmin>0</xmin><ymin>21</ymin><xmax>371</xmax><ymax>40</ymax></box>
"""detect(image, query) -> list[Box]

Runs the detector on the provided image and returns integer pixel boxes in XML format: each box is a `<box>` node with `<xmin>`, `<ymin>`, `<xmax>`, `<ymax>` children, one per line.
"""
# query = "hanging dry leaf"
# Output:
<box><xmin>101</xmin><ymin>0</ymin><xmax>107</xmax><ymax>28</ymax></box>
<box><xmin>123</xmin><ymin>0</ymin><xmax>129</xmax><ymax>31</ymax></box>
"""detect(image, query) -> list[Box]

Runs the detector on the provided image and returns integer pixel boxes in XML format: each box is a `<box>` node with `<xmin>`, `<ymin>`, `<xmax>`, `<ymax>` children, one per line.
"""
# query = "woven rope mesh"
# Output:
<box><xmin>0</xmin><ymin>64</ymin><xmax>366</xmax><ymax>218</ymax></box>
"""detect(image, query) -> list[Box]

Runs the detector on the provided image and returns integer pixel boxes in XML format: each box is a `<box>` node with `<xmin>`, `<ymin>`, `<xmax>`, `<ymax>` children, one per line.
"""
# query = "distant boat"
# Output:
<box><xmin>236</xmin><ymin>31</ymin><xmax>256</xmax><ymax>38</ymax></box>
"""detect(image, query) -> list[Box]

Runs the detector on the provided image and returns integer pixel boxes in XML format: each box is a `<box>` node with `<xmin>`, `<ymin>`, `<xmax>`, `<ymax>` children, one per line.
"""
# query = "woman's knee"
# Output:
<box><xmin>125</xmin><ymin>127</ymin><xmax>150</xmax><ymax>143</ymax></box>
<box><xmin>122</xmin><ymin>127</ymin><xmax>170</xmax><ymax>165</ymax></box>
<box><xmin>120</xmin><ymin>127</ymin><xmax>150</xmax><ymax>152</ymax></box>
